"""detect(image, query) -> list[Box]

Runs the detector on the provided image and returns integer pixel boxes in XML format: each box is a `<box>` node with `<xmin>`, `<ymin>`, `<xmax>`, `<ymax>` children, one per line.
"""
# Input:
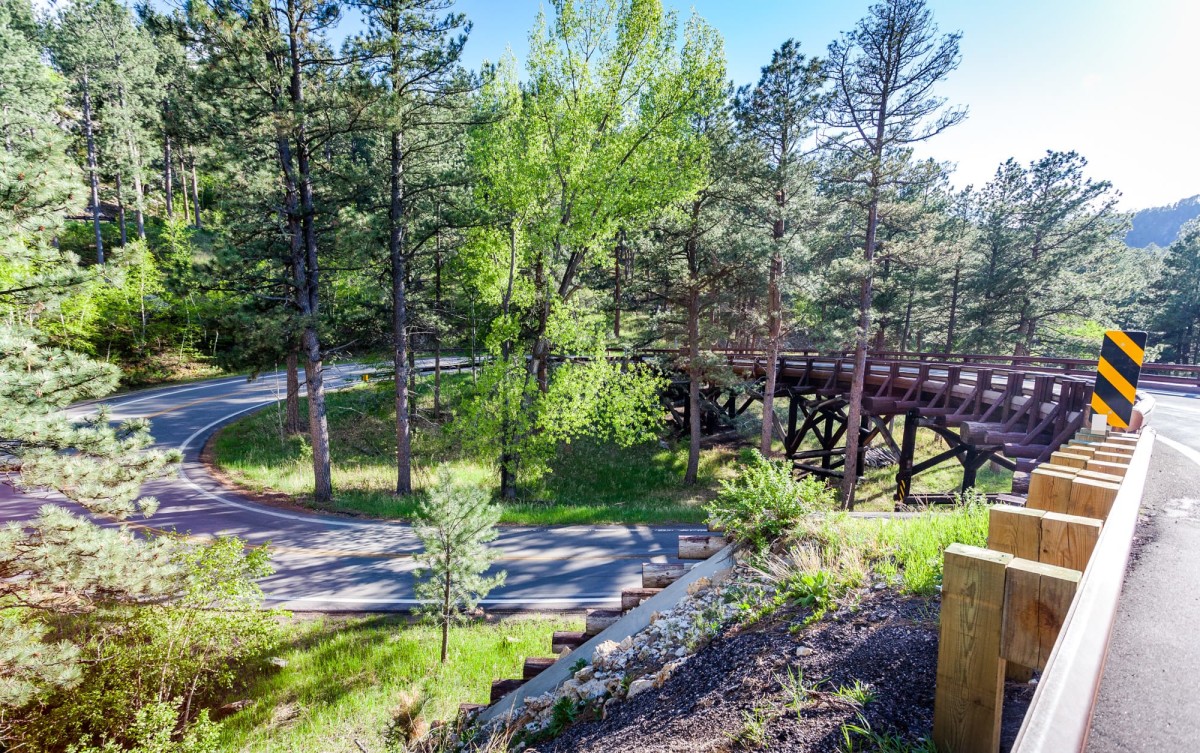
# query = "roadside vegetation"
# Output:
<box><xmin>219</xmin><ymin>613</ymin><xmax>578</xmax><ymax>753</ymax></box>
<box><xmin>212</xmin><ymin>375</ymin><xmax>1009</xmax><ymax>524</ymax></box>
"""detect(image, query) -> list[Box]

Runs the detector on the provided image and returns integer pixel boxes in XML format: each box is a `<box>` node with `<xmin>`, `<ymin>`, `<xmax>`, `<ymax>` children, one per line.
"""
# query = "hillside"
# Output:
<box><xmin>1126</xmin><ymin>195</ymin><xmax>1200</xmax><ymax>248</ymax></box>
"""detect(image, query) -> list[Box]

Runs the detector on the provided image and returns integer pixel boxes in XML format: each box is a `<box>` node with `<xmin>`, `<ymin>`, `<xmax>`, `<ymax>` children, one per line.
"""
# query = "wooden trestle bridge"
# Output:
<box><xmin>651</xmin><ymin>350</ymin><xmax>1184</xmax><ymax>504</ymax></box>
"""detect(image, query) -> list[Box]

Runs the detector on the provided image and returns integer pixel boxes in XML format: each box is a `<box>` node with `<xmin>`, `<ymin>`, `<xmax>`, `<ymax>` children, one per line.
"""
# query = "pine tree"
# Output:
<box><xmin>822</xmin><ymin>0</ymin><xmax>965</xmax><ymax>508</ymax></box>
<box><xmin>412</xmin><ymin>471</ymin><xmax>505</xmax><ymax>663</ymax></box>
<box><xmin>734</xmin><ymin>39</ymin><xmax>825</xmax><ymax>456</ymax></box>
<box><xmin>0</xmin><ymin>1</ymin><xmax>182</xmax><ymax>706</ymax></box>
<box><xmin>1152</xmin><ymin>220</ymin><xmax>1200</xmax><ymax>363</ymax></box>
<box><xmin>349</xmin><ymin>0</ymin><xmax>471</xmax><ymax>496</ymax></box>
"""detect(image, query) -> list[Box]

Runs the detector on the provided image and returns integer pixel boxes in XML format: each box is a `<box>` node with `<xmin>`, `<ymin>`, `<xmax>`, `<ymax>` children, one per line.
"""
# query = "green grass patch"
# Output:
<box><xmin>210</xmin><ymin>374</ymin><xmax>740</xmax><ymax>525</ymax></box>
<box><xmin>794</xmin><ymin>502</ymin><xmax>991</xmax><ymax>595</ymax></box>
<box><xmin>218</xmin><ymin>612</ymin><xmax>578</xmax><ymax>753</ymax></box>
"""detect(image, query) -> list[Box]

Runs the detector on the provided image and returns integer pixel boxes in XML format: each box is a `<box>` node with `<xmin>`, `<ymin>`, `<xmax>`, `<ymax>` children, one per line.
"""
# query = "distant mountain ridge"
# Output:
<box><xmin>1126</xmin><ymin>195</ymin><xmax>1200</xmax><ymax>248</ymax></box>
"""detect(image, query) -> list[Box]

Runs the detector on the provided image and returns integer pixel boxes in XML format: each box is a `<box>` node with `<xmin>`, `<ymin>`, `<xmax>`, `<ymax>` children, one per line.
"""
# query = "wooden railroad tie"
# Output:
<box><xmin>621</xmin><ymin>587</ymin><xmax>662</xmax><ymax>612</ymax></box>
<box><xmin>522</xmin><ymin>657</ymin><xmax>556</xmax><ymax>680</ymax></box>
<box><xmin>678</xmin><ymin>534</ymin><xmax>729</xmax><ymax>559</ymax></box>
<box><xmin>490</xmin><ymin>678</ymin><xmax>523</xmax><ymax>704</ymax></box>
<box><xmin>459</xmin><ymin>703</ymin><xmax>487</xmax><ymax>718</ymax></box>
<box><xmin>551</xmin><ymin>631</ymin><xmax>587</xmax><ymax>654</ymax></box>
<box><xmin>584</xmin><ymin>608</ymin><xmax>621</xmax><ymax>636</ymax></box>
<box><xmin>642</xmin><ymin>562</ymin><xmax>688</xmax><ymax>588</ymax></box>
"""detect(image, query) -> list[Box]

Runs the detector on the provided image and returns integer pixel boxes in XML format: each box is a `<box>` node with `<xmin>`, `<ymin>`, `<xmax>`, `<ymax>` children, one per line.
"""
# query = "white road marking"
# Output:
<box><xmin>1159</xmin><ymin>436</ymin><xmax>1200</xmax><ymax>469</ymax></box>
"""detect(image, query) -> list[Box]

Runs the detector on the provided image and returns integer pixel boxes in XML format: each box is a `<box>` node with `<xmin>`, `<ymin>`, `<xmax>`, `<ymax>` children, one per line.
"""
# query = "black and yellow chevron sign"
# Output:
<box><xmin>1091</xmin><ymin>329</ymin><xmax>1147</xmax><ymax>428</ymax></box>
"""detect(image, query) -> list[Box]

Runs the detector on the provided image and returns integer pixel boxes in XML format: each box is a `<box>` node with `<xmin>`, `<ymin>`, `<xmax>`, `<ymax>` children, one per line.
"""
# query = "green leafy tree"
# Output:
<box><xmin>413</xmin><ymin>472</ymin><xmax>506</xmax><ymax>663</ymax></box>
<box><xmin>464</xmin><ymin>0</ymin><xmax>725</xmax><ymax>497</ymax></box>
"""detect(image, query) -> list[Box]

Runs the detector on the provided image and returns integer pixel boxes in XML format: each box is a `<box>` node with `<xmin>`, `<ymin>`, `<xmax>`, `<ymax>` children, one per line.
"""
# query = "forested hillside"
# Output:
<box><xmin>1126</xmin><ymin>195</ymin><xmax>1200</xmax><ymax>248</ymax></box>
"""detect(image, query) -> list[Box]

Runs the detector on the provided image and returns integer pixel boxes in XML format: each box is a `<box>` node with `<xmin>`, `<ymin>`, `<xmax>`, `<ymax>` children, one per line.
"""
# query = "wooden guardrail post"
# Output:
<box><xmin>1001</xmin><ymin>559</ymin><xmax>1080</xmax><ymax>672</ymax></box>
<box><xmin>934</xmin><ymin>544</ymin><xmax>1013</xmax><ymax>753</ymax></box>
<box><xmin>988</xmin><ymin>506</ymin><xmax>1044</xmax><ymax>560</ymax></box>
<box><xmin>1039</xmin><ymin>513</ymin><xmax>1102</xmax><ymax>571</ymax></box>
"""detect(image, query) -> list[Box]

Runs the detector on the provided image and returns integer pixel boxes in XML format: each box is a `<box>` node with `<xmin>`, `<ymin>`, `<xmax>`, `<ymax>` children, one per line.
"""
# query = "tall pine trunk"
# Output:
<box><xmin>119</xmin><ymin>88</ymin><xmax>146</xmax><ymax>240</ymax></box>
<box><xmin>839</xmin><ymin>188</ymin><xmax>878</xmax><ymax>510</ymax></box>
<box><xmin>81</xmin><ymin>72</ymin><xmax>104</xmax><ymax>264</ymax></box>
<box><xmin>285</xmin><ymin>348</ymin><xmax>302</xmax><ymax>433</ymax></box>
<box><xmin>433</xmin><ymin>230</ymin><xmax>443</xmax><ymax>416</ymax></box>
<box><xmin>283</xmin><ymin>0</ymin><xmax>331</xmax><ymax>503</ymax></box>
<box><xmin>178</xmin><ymin>145</ymin><xmax>190</xmax><ymax>222</ymax></box>
<box><xmin>163</xmin><ymin>133</ymin><xmax>174</xmax><ymax>220</ymax></box>
<box><xmin>115</xmin><ymin>172</ymin><xmax>128</xmax><ymax>246</ymax></box>
<box><xmin>391</xmin><ymin>125</ymin><xmax>412</xmax><ymax>495</ymax></box>
<box><xmin>759</xmin><ymin>214</ymin><xmax>785</xmax><ymax>456</ymax></box>
<box><xmin>945</xmin><ymin>257</ymin><xmax>962</xmax><ymax>353</ymax></box>
<box><xmin>685</xmin><ymin>281</ymin><xmax>702</xmax><ymax>485</ymax></box>
<box><xmin>189</xmin><ymin>151</ymin><xmax>202</xmax><ymax>229</ymax></box>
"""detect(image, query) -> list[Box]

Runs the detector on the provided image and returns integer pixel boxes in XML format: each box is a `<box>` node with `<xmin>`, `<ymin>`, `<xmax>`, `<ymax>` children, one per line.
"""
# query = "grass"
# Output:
<box><xmin>212</xmin><ymin>374</ymin><xmax>1009</xmax><ymax>525</ymax></box>
<box><xmin>217</xmin><ymin>612</ymin><xmax>579</xmax><ymax>753</ymax></box>
<box><xmin>211</xmin><ymin>373</ymin><xmax>741</xmax><ymax>525</ymax></box>
<box><xmin>751</xmin><ymin>500</ymin><xmax>990</xmax><ymax>600</ymax></box>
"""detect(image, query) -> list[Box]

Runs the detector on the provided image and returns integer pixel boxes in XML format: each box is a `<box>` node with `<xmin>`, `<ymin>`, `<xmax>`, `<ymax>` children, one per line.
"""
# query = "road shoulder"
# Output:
<box><xmin>1087</xmin><ymin>443</ymin><xmax>1200</xmax><ymax>751</ymax></box>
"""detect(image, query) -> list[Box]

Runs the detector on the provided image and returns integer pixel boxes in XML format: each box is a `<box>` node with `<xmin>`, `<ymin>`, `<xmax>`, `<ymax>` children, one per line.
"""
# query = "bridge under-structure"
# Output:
<box><xmin>652</xmin><ymin>350</ymin><xmax>1188</xmax><ymax>504</ymax></box>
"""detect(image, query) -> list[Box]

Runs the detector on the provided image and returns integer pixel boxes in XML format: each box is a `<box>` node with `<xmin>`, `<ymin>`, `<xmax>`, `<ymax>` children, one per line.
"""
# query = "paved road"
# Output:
<box><xmin>0</xmin><ymin>363</ymin><xmax>700</xmax><ymax>611</ymax></box>
<box><xmin>1088</xmin><ymin>390</ymin><xmax>1200</xmax><ymax>751</ymax></box>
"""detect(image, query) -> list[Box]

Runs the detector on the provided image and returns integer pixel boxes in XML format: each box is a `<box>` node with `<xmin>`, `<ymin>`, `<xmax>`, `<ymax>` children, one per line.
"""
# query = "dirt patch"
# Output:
<box><xmin>533</xmin><ymin>589</ymin><xmax>1033</xmax><ymax>753</ymax></box>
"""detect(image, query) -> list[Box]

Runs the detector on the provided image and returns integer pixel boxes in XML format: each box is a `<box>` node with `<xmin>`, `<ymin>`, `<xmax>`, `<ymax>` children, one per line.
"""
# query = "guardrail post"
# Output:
<box><xmin>934</xmin><ymin>544</ymin><xmax>1013</xmax><ymax>753</ymax></box>
<box><xmin>1002</xmin><ymin>559</ymin><xmax>1081</xmax><ymax>672</ymax></box>
<box><xmin>1039</xmin><ymin>513</ymin><xmax>1102</xmax><ymax>571</ymax></box>
<box><xmin>988</xmin><ymin>505</ymin><xmax>1044</xmax><ymax>561</ymax></box>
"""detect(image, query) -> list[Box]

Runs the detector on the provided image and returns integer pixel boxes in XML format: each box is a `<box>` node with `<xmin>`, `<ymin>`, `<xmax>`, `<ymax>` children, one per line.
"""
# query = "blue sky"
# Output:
<box><xmin>449</xmin><ymin>0</ymin><xmax>1199</xmax><ymax>210</ymax></box>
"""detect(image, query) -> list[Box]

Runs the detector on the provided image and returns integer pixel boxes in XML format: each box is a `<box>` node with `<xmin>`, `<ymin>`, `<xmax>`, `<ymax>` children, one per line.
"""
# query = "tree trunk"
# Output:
<box><xmin>390</xmin><ymin>124</ymin><xmax>412</xmax><ymax>495</ymax></box>
<box><xmin>120</xmin><ymin>87</ymin><xmax>146</xmax><ymax>241</ymax></box>
<box><xmin>613</xmin><ymin>242</ymin><xmax>622</xmax><ymax>338</ymax></box>
<box><xmin>163</xmin><ymin>134</ymin><xmax>173</xmax><ymax>220</ymax></box>
<box><xmin>499</xmin><ymin>225</ymin><xmax>519</xmax><ymax>501</ymax></box>
<box><xmin>760</xmin><ymin>226</ymin><xmax>784</xmax><ymax>456</ymax></box>
<box><xmin>189</xmin><ymin>151</ymin><xmax>202</xmax><ymax>229</ymax></box>
<box><xmin>440</xmin><ymin>567</ymin><xmax>451</xmax><ymax>663</ymax></box>
<box><xmin>81</xmin><ymin>73</ymin><xmax>104</xmax><ymax>264</ymax></box>
<box><xmin>685</xmin><ymin>283</ymin><xmax>702</xmax><ymax>485</ymax></box>
<box><xmin>178</xmin><ymin>145</ymin><xmax>190</xmax><ymax>223</ymax></box>
<box><xmin>945</xmin><ymin>257</ymin><xmax>961</xmax><ymax>353</ymax></box>
<box><xmin>434</xmin><ymin>225</ymin><xmax>442</xmax><ymax>416</ymax></box>
<box><xmin>900</xmin><ymin>287</ymin><xmax>914</xmax><ymax>351</ymax></box>
<box><xmin>839</xmin><ymin>189</ymin><xmax>880</xmax><ymax>510</ymax></box>
<box><xmin>115</xmin><ymin>172</ymin><xmax>128</xmax><ymax>246</ymax></box>
<box><xmin>287</xmin><ymin>0</ymin><xmax>331</xmax><ymax>504</ymax></box>
<box><xmin>285</xmin><ymin>348</ymin><xmax>302</xmax><ymax>433</ymax></box>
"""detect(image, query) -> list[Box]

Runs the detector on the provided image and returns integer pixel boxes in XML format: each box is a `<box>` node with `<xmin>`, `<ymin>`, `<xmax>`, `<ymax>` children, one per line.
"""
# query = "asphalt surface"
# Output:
<box><xmin>1087</xmin><ymin>390</ymin><xmax>1200</xmax><ymax>751</ymax></box>
<box><xmin>0</xmin><ymin>362</ymin><xmax>700</xmax><ymax>611</ymax></box>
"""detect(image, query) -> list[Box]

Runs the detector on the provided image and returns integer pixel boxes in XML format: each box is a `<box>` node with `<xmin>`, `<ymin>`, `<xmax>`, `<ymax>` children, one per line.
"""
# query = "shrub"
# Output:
<box><xmin>706</xmin><ymin>451</ymin><xmax>836</xmax><ymax>551</ymax></box>
<box><xmin>9</xmin><ymin>538</ymin><xmax>280</xmax><ymax>751</ymax></box>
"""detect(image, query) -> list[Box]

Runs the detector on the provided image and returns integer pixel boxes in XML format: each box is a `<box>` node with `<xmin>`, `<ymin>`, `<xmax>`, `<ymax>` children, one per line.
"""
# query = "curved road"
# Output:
<box><xmin>0</xmin><ymin>363</ymin><xmax>700</xmax><ymax>611</ymax></box>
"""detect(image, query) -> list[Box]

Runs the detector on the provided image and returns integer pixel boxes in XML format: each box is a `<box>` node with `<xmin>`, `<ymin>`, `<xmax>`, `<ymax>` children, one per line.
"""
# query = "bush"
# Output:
<box><xmin>66</xmin><ymin>701</ymin><xmax>220</xmax><ymax>753</ymax></box>
<box><xmin>706</xmin><ymin>451</ymin><xmax>836</xmax><ymax>551</ymax></box>
<box><xmin>8</xmin><ymin>538</ymin><xmax>281</xmax><ymax>751</ymax></box>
